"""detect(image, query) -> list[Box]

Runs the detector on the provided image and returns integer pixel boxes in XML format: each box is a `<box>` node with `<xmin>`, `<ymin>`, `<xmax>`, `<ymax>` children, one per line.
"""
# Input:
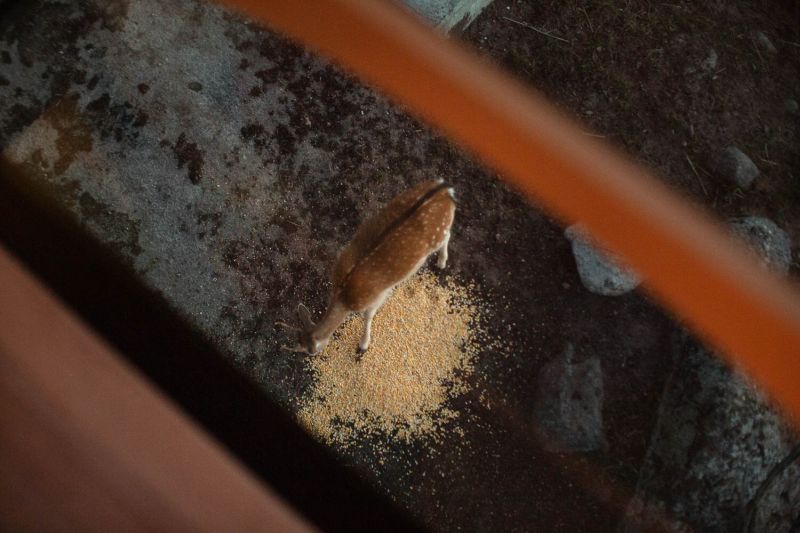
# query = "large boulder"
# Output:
<box><xmin>620</xmin><ymin>332</ymin><xmax>799</xmax><ymax>532</ymax></box>
<box><xmin>620</xmin><ymin>218</ymin><xmax>798</xmax><ymax>532</ymax></box>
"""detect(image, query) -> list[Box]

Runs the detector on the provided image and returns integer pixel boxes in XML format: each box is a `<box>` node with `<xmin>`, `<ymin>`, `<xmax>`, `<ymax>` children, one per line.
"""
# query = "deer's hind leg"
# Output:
<box><xmin>436</xmin><ymin>231</ymin><xmax>451</xmax><ymax>269</ymax></box>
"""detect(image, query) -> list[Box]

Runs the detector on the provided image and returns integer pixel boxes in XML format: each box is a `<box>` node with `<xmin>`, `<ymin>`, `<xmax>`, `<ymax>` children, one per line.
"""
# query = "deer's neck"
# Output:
<box><xmin>311</xmin><ymin>302</ymin><xmax>350</xmax><ymax>343</ymax></box>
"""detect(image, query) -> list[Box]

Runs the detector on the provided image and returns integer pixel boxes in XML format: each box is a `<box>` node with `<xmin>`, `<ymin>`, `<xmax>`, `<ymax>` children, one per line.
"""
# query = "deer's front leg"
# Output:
<box><xmin>358</xmin><ymin>306</ymin><xmax>378</xmax><ymax>353</ymax></box>
<box><xmin>357</xmin><ymin>289</ymin><xmax>392</xmax><ymax>355</ymax></box>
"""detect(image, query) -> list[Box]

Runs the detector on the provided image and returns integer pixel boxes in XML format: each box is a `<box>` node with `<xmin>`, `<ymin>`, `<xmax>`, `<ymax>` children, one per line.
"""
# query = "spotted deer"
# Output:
<box><xmin>278</xmin><ymin>179</ymin><xmax>456</xmax><ymax>355</ymax></box>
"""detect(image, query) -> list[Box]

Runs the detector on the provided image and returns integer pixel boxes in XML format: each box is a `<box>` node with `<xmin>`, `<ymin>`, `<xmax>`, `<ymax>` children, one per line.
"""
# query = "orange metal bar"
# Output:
<box><xmin>217</xmin><ymin>0</ymin><xmax>800</xmax><ymax>422</ymax></box>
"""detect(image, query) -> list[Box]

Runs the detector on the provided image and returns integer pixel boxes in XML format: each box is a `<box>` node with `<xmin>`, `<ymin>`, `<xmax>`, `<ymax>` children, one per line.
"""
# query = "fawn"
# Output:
<box><xmin>278</xmin><ymin>179</ymin><xmax>456</xmax><ymax>355</ymax></box>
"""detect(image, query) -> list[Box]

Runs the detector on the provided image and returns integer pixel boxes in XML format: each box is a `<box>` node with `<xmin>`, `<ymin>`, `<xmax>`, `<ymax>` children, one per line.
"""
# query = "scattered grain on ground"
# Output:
<box><xmin>297</xmin><ymin>270</ymin><xmax>491</xmax><ymax>449</ymax></box>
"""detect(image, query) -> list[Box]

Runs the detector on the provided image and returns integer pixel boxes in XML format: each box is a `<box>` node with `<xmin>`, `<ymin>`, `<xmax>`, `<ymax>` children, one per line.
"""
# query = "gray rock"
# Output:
<box><xmin>619</xmin><ymin>216</ymin><xmax>798</xmax><ymax>532</ymax></box>
<box><xmin>715</xmin><ymin>146</ymin><xmax>760</xmax><ymax>189</ymax></box>
<box><xmin>402</xmin><ymin>0</ymin><xmax>494</xmax><ymax>31</ymax></box>
<box><xmin>532</xmin><ymin>344</ymin><xmax>607</xmax><ymax>453</ymax></box>
<box><xmin>745</xmin><ymin>446</ymin><xmax>800</xmax><ymax>533</ymax></box>
<box><xmin>565</xmin><ymin>225</ymin><xmax>640</xmax><ymax>296</ymax></box>
<box><xmin>729</xmin><ymin>217</ymin><xmax>793</xmax><ymax>275</ymax></box>
<box><xmin>702</xmin><ymin>48</ymin><xmax>718</xmax><ymax>71</ymax></box>
<box><xmin>755</xmin><ymin>31</ymin><xmax>778</xmax><ymax>54</ymax></box>
<box><xmin>619</xmin><ymin>333</ymin><xmax>799</xmax><ymax>533</ymax></box>
<box><xmin>784</xmin><ymin>99</ymin><xmax>799</xmax><ymax>115</ymax></box>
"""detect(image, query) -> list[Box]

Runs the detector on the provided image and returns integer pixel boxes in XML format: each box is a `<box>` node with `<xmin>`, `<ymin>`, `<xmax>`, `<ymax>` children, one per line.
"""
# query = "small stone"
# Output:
<box><xmin>532</xmin><ymin>344</ymin><xmax>606</xmax><ymax>453</ymax></box>
<box><xmin>701</xmin><ymin>48</ymin><xmax>718</xmax><ymax>71</ymax></box>
<box><xmin>729</xmin><ymin>217</ymin><xmax>792</xmax><ymax>275</ymax></box>
<box><xmin>187</xmin><ymin>81</ymin><xmax>203</xmax><ymax>92</ymax></box>
<box><xmin>565</xmin><ymin>225</ymin><xmax>640</xmax><ymax>296</ymax></box>
<box><xmin>784</xmin><ymin>99</ymin><xmax>799</xmax><ymax>114</ymax></box>
<box><xmin>755</xmin><ymin>31</ymin><xmax>777</xmax><ymax>54</ymax></box>
<box><xmin>714</xmin><ymin>146</ymin><xmax>760</xmax><ymax>189</ymax></box>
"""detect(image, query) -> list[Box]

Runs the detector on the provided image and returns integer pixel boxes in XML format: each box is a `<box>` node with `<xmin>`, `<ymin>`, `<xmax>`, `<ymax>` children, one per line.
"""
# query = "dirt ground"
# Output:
<box><xmin>465</xmin><ymin>0</ymin><xmax>800</xmax><ymax>255</ymax></box>
<box><xmin>1</xmin><ymin>0</ymin><xmax>798</xmax><ymax>531</ymax></box>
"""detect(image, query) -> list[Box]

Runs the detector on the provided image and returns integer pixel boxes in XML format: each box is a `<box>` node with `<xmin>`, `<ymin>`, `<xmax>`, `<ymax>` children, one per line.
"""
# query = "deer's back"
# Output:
<box><xmin>332</xmin><ymin>180</ymin><xmax>455</xmax><ymax>311</ymax></box>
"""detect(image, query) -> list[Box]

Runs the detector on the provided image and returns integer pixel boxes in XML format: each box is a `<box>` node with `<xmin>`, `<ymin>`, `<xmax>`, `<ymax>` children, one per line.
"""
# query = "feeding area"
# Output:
<box><xmin>298</xmin><ymin>271</ymin><xmax>499</xmax><ymax>449</ymax></box>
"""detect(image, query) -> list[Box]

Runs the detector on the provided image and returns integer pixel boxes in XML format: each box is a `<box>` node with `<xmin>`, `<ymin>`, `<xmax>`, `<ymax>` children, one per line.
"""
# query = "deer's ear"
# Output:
<box><xmin>275</xmin><ymin>320</ymin><xmax>300</xmax><ymax>332</ymax></box>
<box><xmin>280</xmin><ymin>343</ymin><xmax>307</xmax><ymax>353</ymax></box>
<box><xmin>297</xmin><ymin>303</ymin><xmax>314</xmax><ymax>328</ymax></box>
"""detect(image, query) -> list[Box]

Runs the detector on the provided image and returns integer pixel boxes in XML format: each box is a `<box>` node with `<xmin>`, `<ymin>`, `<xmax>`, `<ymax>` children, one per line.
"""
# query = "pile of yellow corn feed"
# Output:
<box><xmin>297</xmin><ymin>270</ymin><xmax>486</xmax><ymax>448</ymax></box>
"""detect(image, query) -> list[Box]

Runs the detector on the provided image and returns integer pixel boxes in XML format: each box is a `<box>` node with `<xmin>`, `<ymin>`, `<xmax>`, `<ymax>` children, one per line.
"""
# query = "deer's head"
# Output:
<box><xmin>276</xmin><ymin>304</ymin><xmax>327</xmax><ymax>355</ymax></box>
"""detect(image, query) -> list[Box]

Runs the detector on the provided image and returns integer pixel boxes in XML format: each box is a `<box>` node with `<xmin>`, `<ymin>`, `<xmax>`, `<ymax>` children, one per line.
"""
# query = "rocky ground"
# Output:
<box><xmin>0</xmin><ymin>0</ymin><xmax>798</xmax><ymax>531</ymax></box>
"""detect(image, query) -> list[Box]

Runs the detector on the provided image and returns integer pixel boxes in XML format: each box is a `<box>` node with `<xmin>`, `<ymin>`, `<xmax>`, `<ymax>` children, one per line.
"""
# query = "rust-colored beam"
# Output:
<box><xmin>217</xmin><ymin>0</ymin><xmax>800</xmax><ymax>422</ymax></box>
<box><xmin>0</xmin><ymin>244</ymin><xmax>314</xmax><ymax>533</ymax></box>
